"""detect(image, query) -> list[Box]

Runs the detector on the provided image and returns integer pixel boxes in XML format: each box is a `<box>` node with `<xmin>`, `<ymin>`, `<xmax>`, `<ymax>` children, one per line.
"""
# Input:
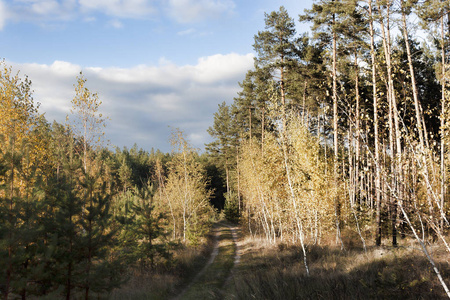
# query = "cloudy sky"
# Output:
<box><xmin>1</xmin><ymin>0</ymin><xmax>312</xmax><ymax>152</ymax></box>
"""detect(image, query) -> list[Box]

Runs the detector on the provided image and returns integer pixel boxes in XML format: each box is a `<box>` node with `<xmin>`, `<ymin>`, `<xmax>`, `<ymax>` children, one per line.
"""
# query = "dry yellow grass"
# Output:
<box><xmin>229</xmin><ymin>233</ymin><xmax>450</xmax><ymax>299</ymax></box>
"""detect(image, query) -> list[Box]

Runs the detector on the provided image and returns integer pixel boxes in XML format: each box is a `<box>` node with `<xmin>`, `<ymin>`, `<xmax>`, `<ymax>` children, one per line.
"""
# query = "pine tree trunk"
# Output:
<box><xmin>441</xmin><ymin>14</ymin><xmax>446</xmax><ymax>232</ymax></box>
<box><xmin>249</xmin><ymin>107</ymin><xmax>252</xmax><ymax>140</ymax></box>
<box><xmin>377</xmin><ymin>0</ymin><xmax>398</xmax><ymax>247</ymax></box>
<box><xmin>302</xmin><ymin>81</ymin><xmax>307</xmax><ymax>125</ymax></box>
<box><xmin>349</xmin><ymin>124</ymin><xmax>355</xmax><ymax>207</ymax></box>
<box><xmin>355</xmin><ymin>51</ymin><xmax>361</xmax><ymax>208</ymax></box>
<box><xmin>236</xmin><ymin>146</ymin><xmax>241</xmax><ymax>214</ymax></box>
<box><xmin>226</xmin><ymin>164</ymin><xmax>230</xmax><ymax>198</ymax></box>
<box><xmin>388</xmin><ymin>3</ymin><xmax>402</xmax><ymax>248</ymax></box>
<box><xmin>280</xmin><ymin>57</ymin><xmax>286</xmax><ymax>132</ymax></box>
<box><xmin>401</xmin><ymin>1</ymin><xmax>425</xmax><ymax>149</ymax></box>
<box><xmin>332</xmin><ymin>10</ymin><xmax>343</xmax><ymax>248</ymax></box>
<box><xmin>368</xmin><ymin>0</ymin><xmax>381</xmax><ymax>245</ymax></box>
<box><xmin>261</xmin><ymin>108</ymin><xmax>265</xmax><ymax>153</ymax></box>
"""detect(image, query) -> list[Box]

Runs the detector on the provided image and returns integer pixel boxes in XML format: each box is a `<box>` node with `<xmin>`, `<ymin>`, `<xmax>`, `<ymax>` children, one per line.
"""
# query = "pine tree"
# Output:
<box><xmin>206</xmin><ymin>102</ymin><xmax>238</xmax><ymax>200</ymax></box>
<box><xmin>130</xmin><ymin>183</ymin><xmax>171</xmax><ymax>269</ymax></box>
<box><xmin>288</xmin><ymin>34</ymin><xmax>327</xmax><ymax>125</ymax></box>
<box><xmin>44</xmin><ymin>123</ymin><xmax>84</xmax><ymax>299</ymax></box>
<box><xmin>254</xmin><ymin>6</ymin><xmax>297</xmax><ymax>130</ymax></box>
<box><xmin>301</xmin><ymin>0</ymin><xmax>361</xmax><ymax>248</ymax></box>
<box><xmin>78</xmin><ymin>163</ymin><xmax>122</xmax><ymax>299</ymax></box>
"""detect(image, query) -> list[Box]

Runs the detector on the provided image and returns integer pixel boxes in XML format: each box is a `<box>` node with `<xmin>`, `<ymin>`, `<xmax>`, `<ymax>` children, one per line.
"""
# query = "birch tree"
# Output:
<box><xmin>69</xmin><ymin>73</ymin><xmax>107</xmax><ymax>173</ymax></box>
<box><xmin>165</xmin><ymin>129</ymin><xmax>213</xmax><ymax>243</ymax></box>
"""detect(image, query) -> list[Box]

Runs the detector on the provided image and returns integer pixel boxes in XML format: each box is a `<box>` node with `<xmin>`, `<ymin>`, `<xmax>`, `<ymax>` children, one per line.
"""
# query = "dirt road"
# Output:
<box><xmin>172</xmin><ymin>222</ymin><xmax>240</xmax><ymax>300</ymax></box>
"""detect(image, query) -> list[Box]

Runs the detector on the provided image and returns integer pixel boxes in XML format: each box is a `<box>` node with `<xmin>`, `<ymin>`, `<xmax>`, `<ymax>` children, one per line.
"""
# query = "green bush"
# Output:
<box><xmin>223</xmin><ymin>192</ymin><xmax>240</xmax><ymax>223</ymax></box>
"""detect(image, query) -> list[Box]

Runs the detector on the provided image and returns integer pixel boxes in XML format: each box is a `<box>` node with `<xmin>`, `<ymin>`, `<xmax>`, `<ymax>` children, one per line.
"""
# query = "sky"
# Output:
<box><xmin>1</xmin><ymin>0</ymin><xmax>313</xmax><ymax>153</ymax></box>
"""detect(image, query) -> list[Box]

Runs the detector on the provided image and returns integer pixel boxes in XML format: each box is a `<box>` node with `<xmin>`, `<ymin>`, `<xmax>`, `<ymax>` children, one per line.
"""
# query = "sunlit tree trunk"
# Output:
<box><xmin>332</xmin><ymin>9</ymin><xmax>343</xmax><ymax>249</ymax></box>
<box><xmin>377</xmin><ymin>0</ymin><xmax>400</xmax><ymax>246</ymax></box>
<box><xmin>368</xmin><ymin>0</ymin><xmax>382</xmax><ymax>246</ymax></box>
<box><xmin>236</xmin><ymin>146</ymin><xmax>241</xmax><ymax>214</ymax></box>
<box><xmin>280</xmin><ymin>52</ymin><xmax>287</xmax><ymax>131</ymax></box>
<box><xmin>401</xmin><ymin>1</ymin><xmax>425</xmax><ymax>149</ymax></box>
<box><xmin>440</xmin><ymin>13</ymin><xmax>447</xmax><ymax>232</ymax></box>
<box><xmin>281</xmin><ymin>134</ymin><xmax>310</xmax><ymax>276</ymax></box>
<box><xmin>354</xmin><ymin>51</ymin><xmax>361</xmax><ymax>208</ymax></box>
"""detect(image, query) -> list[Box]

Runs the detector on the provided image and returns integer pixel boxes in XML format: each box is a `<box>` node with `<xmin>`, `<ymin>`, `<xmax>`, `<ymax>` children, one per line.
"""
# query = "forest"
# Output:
<box><xmin>1</xmin><ymin>0</ymin><xmax>450</xmax><ymax>299</ymax></box>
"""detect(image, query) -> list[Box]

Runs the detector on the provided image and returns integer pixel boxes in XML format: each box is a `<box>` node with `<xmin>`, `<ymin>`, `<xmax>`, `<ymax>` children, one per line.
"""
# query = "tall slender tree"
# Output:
<box><xmin>254</xmin><ymin>6</ymin><xmax>297</xmax><ymax>130</ymax></box>
<box><xmin>69</xmin><ymin>73</ymin><xmax>107</xmax><ymax>173</ymax></box>
<box><xmin>301</xmin><ymin>0</ymin><xmax>360</xmax><ymax>247</ymax></box>
<box><xmin>206</xmin><ymin>102</ymin><xmax>238</xmax><ymax>198</ymax></box>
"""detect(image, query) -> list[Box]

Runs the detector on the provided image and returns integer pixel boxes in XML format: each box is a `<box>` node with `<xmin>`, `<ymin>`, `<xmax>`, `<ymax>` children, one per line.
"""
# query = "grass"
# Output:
<box><xmin>179</xmin><ymin>222</ymin><xmax>237</xmax><ymax>299</ymax></box>
<box><xmin>110</xmin><ymin>223</ymin><xmax>450</xmax><ymax>299</ymax></box>
<box><xmin>109</xmin><ymin>229</ymin><xmax>217</xmax><ymax>300</ymax></box>
<box><xmin>109</xmin><ymin>221</ymin><xmax>238</xmax><ymax>300</ymax></box>
<box><xmin>229</xmin><ymin>235</ymin><xmax>450</xmax><ymax>299</ymax></box>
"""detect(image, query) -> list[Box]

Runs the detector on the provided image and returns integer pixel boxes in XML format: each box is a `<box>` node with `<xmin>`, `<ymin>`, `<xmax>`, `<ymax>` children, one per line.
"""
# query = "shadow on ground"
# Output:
<box><xmin>231</xmin><ymin>242</ymin><xmax>450</xmax><ymax>300</ymax></box>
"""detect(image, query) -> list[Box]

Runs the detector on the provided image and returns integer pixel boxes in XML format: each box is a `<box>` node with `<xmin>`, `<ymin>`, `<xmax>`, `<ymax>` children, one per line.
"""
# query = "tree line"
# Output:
<box><xmin>207</xmin><ymin>1</ymin><xmax>450</xmax><ymax>294</ymax></box>
<box><xmin>0</xmin><ymin>66</ymin><xmax>219</xmax><ymax>299</ymax></box>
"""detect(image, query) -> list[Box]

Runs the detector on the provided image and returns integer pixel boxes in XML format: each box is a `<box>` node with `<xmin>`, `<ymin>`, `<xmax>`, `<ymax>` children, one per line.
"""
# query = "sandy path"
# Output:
<box><xmin>223</xmin><ymin>224</ymin><xmax>240</xmax><ymax>291</ymax></box>
<box><xmin>171</xmin><ymin>228</ymin><xmax>220</xmax><ymax>300</ymax></box>
<box><xmin>172</xmin><ymin>222</ymin><xmax>240</xmax><ymax>299</ymax></box>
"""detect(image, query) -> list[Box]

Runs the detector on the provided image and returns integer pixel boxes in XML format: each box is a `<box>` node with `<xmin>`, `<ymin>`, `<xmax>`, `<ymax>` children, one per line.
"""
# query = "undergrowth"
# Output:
<box><xmin>110</xmin><ymin>224</ymin><xmax>450</xmax><ymax>299</ymax></box>
<box><xmin>230</xmin><ymin>235</ymin><xmax>450</xmax><ymax>300</ymax></box>
<box><xmin>109</xmin><ymin>229</ymin><xmax>216</xmax><ymax>300</ymax></box>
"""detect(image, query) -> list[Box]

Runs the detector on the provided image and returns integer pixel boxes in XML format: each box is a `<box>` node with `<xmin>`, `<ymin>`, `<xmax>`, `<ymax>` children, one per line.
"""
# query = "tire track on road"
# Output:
<box><xmin>172</xmin><ymin>222</ymin><xmax>240</xmax><ymax>299</ymax></box>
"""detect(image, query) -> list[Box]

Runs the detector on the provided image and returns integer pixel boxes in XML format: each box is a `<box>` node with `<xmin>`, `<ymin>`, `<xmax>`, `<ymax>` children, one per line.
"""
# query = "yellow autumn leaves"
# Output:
<box><xmin>239</xmin><ymin>114</ymin><xmax>335</xmax><ymax>244</ymax></box>
<box><xmin>157</xmin><ymin>129</ymin><xmax>215</xmax><ymax>243</ymax></box>
<box><xmin>0</xmin><ymin>63</ymin><xmax>38</xmax><ymax>150</ymax></box>
<box><xmin>0</xmin><ymin>62</ymin><xmax>52</xmax><ymax>197</ymax></box>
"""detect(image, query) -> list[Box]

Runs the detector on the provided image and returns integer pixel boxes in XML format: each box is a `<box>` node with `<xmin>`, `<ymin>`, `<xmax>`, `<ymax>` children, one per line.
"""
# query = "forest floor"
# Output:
<box><xmin>225</xmin><ymin>232</ymin><xmax>450</xmax><ymax>299</ymax></box>
<box><xmin>171</xmin><ymin>221</ymin><xmax>241</xmax><ymax>300</ymax></box>
<box><xmin>112</xmin><ymin>223</ymin><xmax>450</xmax><ymax>299</ymax></box>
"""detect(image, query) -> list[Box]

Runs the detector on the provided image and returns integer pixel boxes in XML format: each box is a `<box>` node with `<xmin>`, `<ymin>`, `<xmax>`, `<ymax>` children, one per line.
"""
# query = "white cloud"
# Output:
<box><xmin>152</xmin><ymin>93</ymin><xmax>183</xmax><ymax>113</ymax></box>
<box><xmin>49</xmin><ymin>60</ymin><xmax>82</xmax><ymax>76</ymax></box>
<box><xmin>7</xmin><ymin>52</ymin><xmax>253</xmax><ymax>151</ymax></box>
<box><xmin>193</xmin><ymin>53</ymin><xmax>254</xmax><ymax>83</ymax></box>
<box><xmin>87</xmin><ymin>52</ymin><xmax>254</xmax><ymax>89</ymax></box>
<box><xmin>0</xmin><ymin>0</ymin><xmax>235</xmax><ymax>28</ymax></box>
<box><xmin>83</xmin><ymin>16</ymin><xmax>96</xmax><ymax>22</ymax></box>
<box><xmin>11</xmin><ymin>61</ymin><xmax>80</xmax><ymax>116</ymax></box>
<box><xmin>1</xmin><ymin>0</ymin><xmax>154</xmax><ymax>27</ymax></box>
<box><xmin>0</xmin><ymin>1</ymin><xmax>6</xmax><ymax>30</ymax></box>
<box><xmin>5</xmin><ymin>0</ymin><xmax>77</xmax><ymax>23</ymax></box>
<box><xmin>31</xmin><ymin>0</ymin><xmax>59</xmax><ymax>15</ymax></box>
<box><xmin>78</xmin><ymin>0</ymin><xmax>156</xmax><ymax>18</ymax></box>
<box><xmin>177</xmin><ymin>28</ymin><xmax>195</xmax><ymax>36</ymax></box>
<box><xmin>108</xmin><ymin>19</ymin><xmax>124</xmax><ymax>28</ymax></box>
<box><xmin>167</xmin><ymin>0</ymin><xmax>235</xmax><ymax>23</ymax></box>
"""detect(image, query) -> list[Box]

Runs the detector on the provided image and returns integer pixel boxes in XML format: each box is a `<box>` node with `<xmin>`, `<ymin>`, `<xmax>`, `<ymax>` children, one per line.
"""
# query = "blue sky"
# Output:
<box><xmin>1</xmin><ymin>0</ymin><xmax>313</xmax><ymax>152</ymax></box>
